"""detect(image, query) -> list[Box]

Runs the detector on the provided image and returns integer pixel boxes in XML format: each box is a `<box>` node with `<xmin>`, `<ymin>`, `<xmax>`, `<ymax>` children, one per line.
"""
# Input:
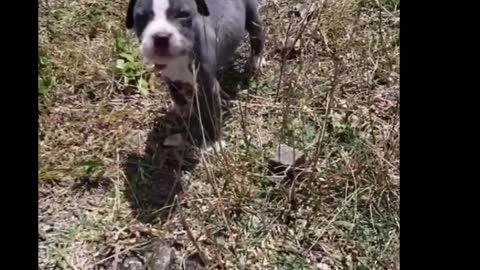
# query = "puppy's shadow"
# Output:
<box><xmin>123</xmin><ymin>110</ymin><xmax>201</xmax><ymax>223</ymax></box>
<box><xmin>122</xmin><ymin>51</ymin><xmax>255</xmax><ymax>224</ymax></box>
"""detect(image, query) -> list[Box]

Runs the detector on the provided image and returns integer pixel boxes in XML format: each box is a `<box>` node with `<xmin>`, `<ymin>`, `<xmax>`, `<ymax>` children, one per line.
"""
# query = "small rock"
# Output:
<box><xmin>185</xmin><ymin>253</ymin><xmax>205</xmax><ymax>270</ymax></box>
<box><xmin>147</xmin><ymin>241</ymin><xmax>175</xmax><ymax>270</ymax></box>
<box><xmin>185</xmin><ymin>259</ymin><xmax>204</xmax><ymax>270</ymax></box>
<box><xmin>268</xmin><ymin>144</ymin><xmax>305</xmax><ymax>175</ymax></box>
<box><xmin>127</xmin><ymin>129</ymin><xmax>147</xmax><ymax>150</ymax></box>
<box><xmin>163</xmin><ymin>133</ymin><xmax>183</xmax><ymax>147</ymax></box>
<box><xmin>43</xmin><ymin>224</ymin><xmax>54</xmax><ymax>233</ymax></box>
<box><xmin>38</xmin><ymin>228</ymin><xmax>46</xmax><ymax>241</ymax></box>
<box><xmin>316</xmin><ymin>263</ymin><xmax>332</xmax><ymax>270</ymax></box>
<box><xmin>39</xmin><ymin>224</ymin><xmax>53</xmax><ymax>241</ymax></box>
<box><xmin>122</xmin><ymin>256</ymin><xmax>145</xmax><ymax>270</ymax></box>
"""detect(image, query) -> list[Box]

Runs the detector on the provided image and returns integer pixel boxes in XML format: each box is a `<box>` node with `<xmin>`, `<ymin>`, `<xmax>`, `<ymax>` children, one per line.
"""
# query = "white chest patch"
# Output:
<box><xmin>161</xmin><ymin>56</ymin><xmax>195</xmax><ymax>85</ymax></box>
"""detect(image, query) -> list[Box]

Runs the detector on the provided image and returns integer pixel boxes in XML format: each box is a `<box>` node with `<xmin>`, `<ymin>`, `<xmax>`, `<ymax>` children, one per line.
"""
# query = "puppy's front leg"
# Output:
<box><xmin>166</xmin><ymin>79</ymin><xmax>195</xmax><ymax>118</ymax></box>
<box><xmin>192</xmin><ymin>70</ymin><xmax>223</xmax><ymax>146</ymax></box>
<box><xmin>246</xmin><ymin>1</ymin><xmax>266</xmax><ymax>74</ymax></box>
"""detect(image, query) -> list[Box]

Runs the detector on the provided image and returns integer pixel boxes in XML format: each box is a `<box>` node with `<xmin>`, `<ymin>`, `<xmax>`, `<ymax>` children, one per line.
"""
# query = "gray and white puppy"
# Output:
<box><xmin>125</xmin><ymin>0</ymin><xmax>265</xmax><ymax>144</ymax></box>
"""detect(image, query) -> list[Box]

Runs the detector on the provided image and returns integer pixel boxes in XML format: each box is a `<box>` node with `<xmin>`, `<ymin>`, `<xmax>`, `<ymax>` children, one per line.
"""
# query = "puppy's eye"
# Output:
<box><xmin>175</xmin><ymin>10</ymin><xmax>191</xmax><ymax>19</ymax></box>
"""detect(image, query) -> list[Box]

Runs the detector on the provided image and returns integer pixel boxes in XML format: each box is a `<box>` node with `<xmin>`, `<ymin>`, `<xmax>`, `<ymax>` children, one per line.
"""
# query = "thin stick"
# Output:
<box><xmin>311</xmin><ymin>55</ymin><xmax>341</xmax><ymax>169</ymax></box>
<box><xmin>274</xmin><ymin>4</ymin><xmax>317</xmax><ymax>101</ymax></box>
<box><xmin>177</xmin><ymin>197</ymin><xmax>210</xmax><ymax>266</ymax></box>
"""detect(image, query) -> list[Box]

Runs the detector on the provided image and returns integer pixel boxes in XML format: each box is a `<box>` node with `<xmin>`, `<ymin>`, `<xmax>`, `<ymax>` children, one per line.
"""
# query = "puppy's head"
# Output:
<box><xmin>125</xmin><ymin>0</ymin><xmax>209</xmax><ymax>66</ymax></box>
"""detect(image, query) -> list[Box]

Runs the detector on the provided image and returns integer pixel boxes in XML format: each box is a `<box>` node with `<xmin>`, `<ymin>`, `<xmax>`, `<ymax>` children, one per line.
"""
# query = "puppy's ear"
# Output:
<box><xmin>126</xmin><ymin>0</ymin><xmax>137</xmax><ymax>29</ymax></box>
<box><xmin>194</xmin><ymin>0</ymin><xmax>210</xmax><ymax>16</ymax></box>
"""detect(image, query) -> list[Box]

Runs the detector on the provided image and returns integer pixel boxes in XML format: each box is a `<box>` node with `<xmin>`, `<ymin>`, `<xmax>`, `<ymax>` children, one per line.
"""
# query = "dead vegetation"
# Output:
<box><xmin>39</xmin><ymin>0</ymin><xmax>400</xmax><ymax>269</ymax></box>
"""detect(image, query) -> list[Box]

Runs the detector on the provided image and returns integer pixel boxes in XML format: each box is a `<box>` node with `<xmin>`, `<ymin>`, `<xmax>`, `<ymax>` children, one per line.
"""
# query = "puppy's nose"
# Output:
<box><xmin>152</xmin><ymin>33</ymin><xmax>171</xmax><ymax>49</ymax></box>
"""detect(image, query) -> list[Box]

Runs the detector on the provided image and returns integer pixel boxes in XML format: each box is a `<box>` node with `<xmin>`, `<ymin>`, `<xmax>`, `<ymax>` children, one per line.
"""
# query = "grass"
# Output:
<box><xmin>39</xmin><ymin>0</ymin><xmax>400</xmax><ymax>269</ymax></box>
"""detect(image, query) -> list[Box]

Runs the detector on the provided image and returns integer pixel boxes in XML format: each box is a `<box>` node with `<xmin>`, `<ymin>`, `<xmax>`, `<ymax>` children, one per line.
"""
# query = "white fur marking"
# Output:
<box><xmin>140</xmin><ymin>0</ymin><xmax>188</xmax><ymax>64</ymax></box>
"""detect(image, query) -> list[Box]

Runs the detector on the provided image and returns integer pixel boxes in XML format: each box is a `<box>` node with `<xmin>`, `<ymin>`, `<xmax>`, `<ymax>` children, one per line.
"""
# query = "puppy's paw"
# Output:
<box><xmin>203</xmin><ymin>140</ymin><xmax>226</xmax><ymax>153</ymax></box>
<box><xmin>247</xmin><ymin>55</ymin><xmax>267</xmax><ymax>75</ymax></box>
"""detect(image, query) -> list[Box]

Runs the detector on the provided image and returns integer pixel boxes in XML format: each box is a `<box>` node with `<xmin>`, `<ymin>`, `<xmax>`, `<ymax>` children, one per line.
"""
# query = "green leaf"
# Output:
<box><xmin>115</xmin><ymin>59</ymin><xmax>125</xmax><ymax>70</ymax></box>
<box><xmin>137</xmin><ymin>77</ymin><xmax>150</xmax><ymax>95</ymax></box>
<box><xmin>73</xmin><ymin>160</ymin><xmax>105</xmax><ymax>178</ymax></box>
<box><xmin>119</xmin><ymin>52</ymin><xmax>135</xmax><ymax>63</ymax></box>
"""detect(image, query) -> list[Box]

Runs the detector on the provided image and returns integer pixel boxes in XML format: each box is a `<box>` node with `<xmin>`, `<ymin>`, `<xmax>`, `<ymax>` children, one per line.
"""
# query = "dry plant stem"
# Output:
<box><xmin>375</xmin><ymin>0</ymin><xmax>394</xmax><ymax>70</ymax></box>
<box><xmin>279</xmin><ymin>87</ymin><xmax>290</xmax><ymax>144</ymax></box>
<box><xmin>274</xmin><ymin>14</ymin><xmax>293</xmax><ymax>101</ymax></box>
<box><xmin>91</xmin><ymin>242</ymin><xmax>150</xmax><ymax>268</ymax></box>
<box><xmin>123</xmin><ymin>167</ymin><xmax>142</xmax><ymax>210</ymax></box>
<box><xmin>311</xmin><ymin>55</ymin><xmax>341</xmax><ymax>169</ymax></box>
<box><xmin>112</xmin><ymin>245</ymin><xmax>121</xmax><ymax>270</ymax></box>
<box><xmin>199</xmin><ymin>208</ymin><xmax>227</xmax><ymax>270</ymax></box>
<box><xmin>165</xmin><ymin>194</ymin><xmax>178</xmax><ymax>222</ymax></box>
<box><xmin>193</xmin><ymin>108</ymin><xmax>231</xmax><ymax>235</ymax></box>
<box><xmin>61</xmin><ymin>252</ymin><xmax>80</xmax><ymax>270</ymax></box>
<box><xmin>197</xmin><ymin>147</ymin><xmax>232</xmax><ymax>235</ymax></box>
<box><xmin>112</xmin><ymin>148</ymin><xmax>121</xmax><ymax>222</ymax></box>
<box><xmin>359</xmin><ymin>138</ymin><xmax>398</xmax><ymax>172</ymax></box>
<box><xmin>281</xmin><ymin>34</ymin><xmax>307</xmax><ymax>145</ymax></box>
<box><xmin>384</xmin><ymin>98</ymin><xmax>399</xmax><ymax>161</ymax></box>
<box><xmin>239</xmin><ymin>94</ymin><xmax>250</xmax><ymax>156</ymax></box>
<box><xmin>278</xmin><ymin>5</ymin><xmax>317</xmax><ymax>146</ymax></box>
<box><xmin>211</xmin><ymin>18</ymin><xmax>232</xmax><ymax>168</ymax></box>
<box><xmin>177</xmin><ymin>197</ymin><xmax>210</xmax><ymax>266</ymax></box>
<box><xmin>275</xmin><ymin>4</ymin><xmax>316</xmax><ymax>102</ymax></box>
<box><xmin>366</xmin><ymin>72</ymin><xmax>377</xmax><ymax>145</ymax></box>
<box><xmin>306</xmin><ymin>186</ymin><xmax>371</xmax><ymax>253</ymax></box>
<box><xmin>185</xmin><ymin>61</ymin><xmax>221</xmax><ymax>198</ymax></box>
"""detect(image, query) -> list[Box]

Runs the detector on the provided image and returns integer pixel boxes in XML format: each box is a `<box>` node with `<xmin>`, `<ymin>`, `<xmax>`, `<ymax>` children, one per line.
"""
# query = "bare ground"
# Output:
<box><xmin>39</xmin><ymin>0</ymin><xmax>400</xmax><ymax>269</ymax></box>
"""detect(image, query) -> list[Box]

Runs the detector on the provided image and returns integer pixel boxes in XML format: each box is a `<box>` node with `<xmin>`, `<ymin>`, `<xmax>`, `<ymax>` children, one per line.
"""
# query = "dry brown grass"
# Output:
<box><xmin>39</xmin><ymin>0</ymin><xmax>400</xmax><ymax>269</ymax></box>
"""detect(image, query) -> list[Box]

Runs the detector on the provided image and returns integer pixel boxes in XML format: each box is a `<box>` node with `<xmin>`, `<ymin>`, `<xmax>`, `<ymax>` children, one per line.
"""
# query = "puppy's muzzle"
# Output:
<box><xmin>152</xmin><ymin>33</ymin><xmax>172</xmax><ymax>56</ymax></box>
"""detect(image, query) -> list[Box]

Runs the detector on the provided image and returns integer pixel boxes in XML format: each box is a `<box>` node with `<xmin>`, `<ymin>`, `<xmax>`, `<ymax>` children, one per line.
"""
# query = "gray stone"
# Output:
<box><xmin>184</xmin><ymin>254</ymin><xmax>205</xmax><ymax>270</ymax></box>
<box><xmin>147</xmin><ymin>241</ymin><xmax>175</xmax><ymax>270</ymax></box>
<box><xmin>122</xmin><ymin>256</ymin><xmax>145</xmax><ymax>270</ymax></box>
<box><xmin>185</xmin><ymin>259</ymin><xmax>204</xmax><ymax>270</ymax></box>
<box><xmin>38</xmin><ymin>228</ymin><xmax>46</xmax><ymax>241</ymax></box>
<box><xmin>268</xmin><ymin>144</ymin><xmax>305</xmax><ymax>174</ymax></box>
<box><xmin>127</xmin><ymin>129</ymin><xmax>147</xmax><ymax>150</ymax></box>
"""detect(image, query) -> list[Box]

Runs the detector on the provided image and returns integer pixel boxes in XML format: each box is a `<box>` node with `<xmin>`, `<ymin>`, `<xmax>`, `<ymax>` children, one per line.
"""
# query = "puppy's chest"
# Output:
<box><xmin>165</xmin><ymin>79</ymin><xmax>195</xmax><ymax>106</ymax></box>
<box><xmin>161</xmin><ymin>57</ymin><xmax>195</xmax><ymax>85</ymax></box>
<box><xmin>161</xmin><ymin>57</ymin><xmax>197</xmax><ymax>106</ymax></box>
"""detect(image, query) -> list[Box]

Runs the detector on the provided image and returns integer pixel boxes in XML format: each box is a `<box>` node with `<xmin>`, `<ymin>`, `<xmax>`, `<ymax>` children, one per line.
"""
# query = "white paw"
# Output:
<box><xmin>248</xmin><ymin>55</ymin><xmax>267</xmax><ymax>74</ymax></box>
<box><xmin>203</xmin><ymin>140</ymin><xmax>226</xmax><ymax>153</ymax></box>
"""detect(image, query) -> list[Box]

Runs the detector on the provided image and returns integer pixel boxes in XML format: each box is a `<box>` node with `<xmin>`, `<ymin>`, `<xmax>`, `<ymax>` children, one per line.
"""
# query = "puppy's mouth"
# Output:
<box><xmin>151</xmin><ymin>49</ymin><xmax>190</xmax><ymax>72</ymax></box>
<box><xmin>155</xmin><ymin>49</ymin><xmax>189</xmax><ymax>59</ymax></box>
<box><xmin>154</xmin><ymin>48</ymin><xmax>173</xmax><ymax>58</ymax></box>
